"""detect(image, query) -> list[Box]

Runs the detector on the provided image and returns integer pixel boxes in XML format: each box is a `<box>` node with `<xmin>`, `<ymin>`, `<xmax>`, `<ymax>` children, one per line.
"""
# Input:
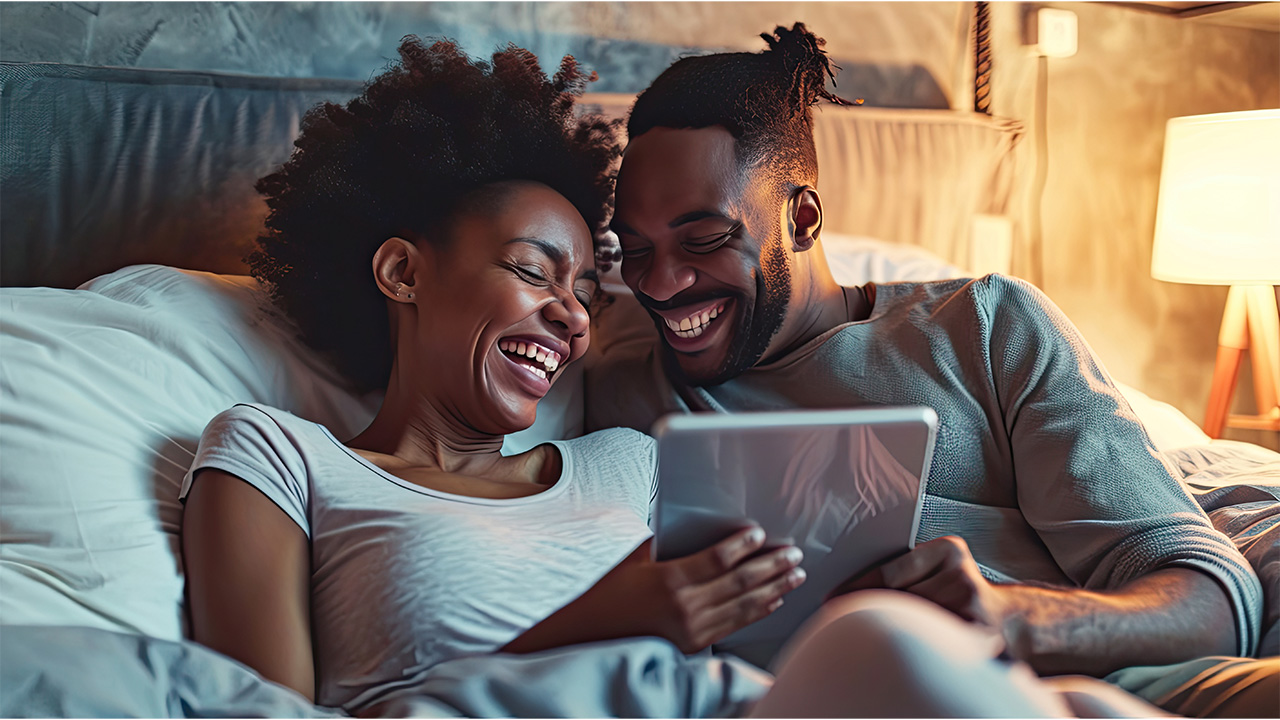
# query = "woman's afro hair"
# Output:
<box><xmin>628</xmin><ymin>23</ymin><xmax>847</xmax><ymax>203</ymax></box>
<box><xmin>248</xmin><ymin>36</ymin><xmax>621</xmax><ymax>393</ymax></box>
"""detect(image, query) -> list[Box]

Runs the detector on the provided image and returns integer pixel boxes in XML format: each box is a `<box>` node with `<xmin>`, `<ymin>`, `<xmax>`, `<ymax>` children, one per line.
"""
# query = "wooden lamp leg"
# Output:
<box><xmin>1204</xmin><ymin>286</ymin><xmax>1250</xmax><ymax>439</ymax></box>
<box><xmin>1243</xmin><ymin>285</ymin><xmax>1280</xmax><ymax>424</ymax></box>
<box><xmin>1204</xmin><ymin>284</ymin><xmax>1280</xmax><ymax>439</ymax></box>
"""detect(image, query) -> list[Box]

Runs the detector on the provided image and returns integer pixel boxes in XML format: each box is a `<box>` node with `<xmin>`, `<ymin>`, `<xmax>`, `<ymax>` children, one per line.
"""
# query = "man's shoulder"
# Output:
<box><xmin>870</xmin><ymin>274</ymin><xmax>1048</xmax><ymax>326</ymax></box>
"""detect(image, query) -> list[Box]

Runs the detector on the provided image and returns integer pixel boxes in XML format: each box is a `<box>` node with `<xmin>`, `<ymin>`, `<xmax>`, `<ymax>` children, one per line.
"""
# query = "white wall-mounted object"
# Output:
<box><xmin>1024</xmin><ymin>7</ymin><xmax>1079</xmax><ymax>58</ymax></box>
<box><xmin>970</xmin><ymin>213</ymin><xmax>1014</xmax><ymax>277</ymax></box>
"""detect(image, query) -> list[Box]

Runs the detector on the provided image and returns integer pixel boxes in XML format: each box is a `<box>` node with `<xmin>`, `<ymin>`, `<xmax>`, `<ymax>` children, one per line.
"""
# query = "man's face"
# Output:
<box><xmin>612</xmin><ymin>127</ymin><xmax>791</xmax><ymax>386</ymax></box>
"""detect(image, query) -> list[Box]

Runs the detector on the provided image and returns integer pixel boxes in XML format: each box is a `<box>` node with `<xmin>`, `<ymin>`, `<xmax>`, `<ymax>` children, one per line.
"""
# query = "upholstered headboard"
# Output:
<box><xmin>1</xmin><ymin>62</ymin><xmax>1021</xmax><ymax>289</ymax></box>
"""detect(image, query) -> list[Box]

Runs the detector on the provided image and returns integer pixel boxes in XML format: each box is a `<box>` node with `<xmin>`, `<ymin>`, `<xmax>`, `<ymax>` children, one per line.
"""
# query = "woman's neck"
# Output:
<box><xmin>346</xmin><ymin>371</ymin><xmax>508</xmax><ymax>478</ymax></box>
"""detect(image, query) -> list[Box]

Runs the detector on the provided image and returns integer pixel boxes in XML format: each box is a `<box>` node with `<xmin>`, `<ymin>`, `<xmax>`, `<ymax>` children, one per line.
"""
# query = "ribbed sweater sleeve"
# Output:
<box><xmin>979</xmin><ymin>275</ymin><xmax>1262</xmax><ymax>656</ymax></box>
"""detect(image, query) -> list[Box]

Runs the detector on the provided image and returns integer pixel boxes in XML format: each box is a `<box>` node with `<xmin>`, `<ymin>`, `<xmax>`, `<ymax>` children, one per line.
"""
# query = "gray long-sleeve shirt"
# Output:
<box><xmin>586</xmin><ymin>274</ymin><xmax>1263</xmax><ymax>656</ymax></box>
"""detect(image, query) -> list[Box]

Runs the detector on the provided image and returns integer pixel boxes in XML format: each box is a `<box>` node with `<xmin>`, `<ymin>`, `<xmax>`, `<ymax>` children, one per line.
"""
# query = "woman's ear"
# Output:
<box><xmin>372</xmin><ymin>236</ymin><xmax>424</xmax><ymax>302</ymax></box>
<box><xmin>789</xmin><ymin>186</ymin><xmax>824</xmax><ymax>253</ymax></box>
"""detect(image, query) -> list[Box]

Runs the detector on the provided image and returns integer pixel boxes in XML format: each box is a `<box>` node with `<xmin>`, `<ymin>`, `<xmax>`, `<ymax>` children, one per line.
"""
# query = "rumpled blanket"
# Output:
<box><xmin>0</xmin><ymin>626</ymin><xmax>770</xmax><ymax>718</ymax></box>
<box><xmin>2</xmin><ymin>441</ymin><xmax>1275</xmax><ymax>718</ymax></box>
<box><xmin>1167</xmin><ymin>441</ymin><xmax>1280</xmax><ymax>656</ymax></box>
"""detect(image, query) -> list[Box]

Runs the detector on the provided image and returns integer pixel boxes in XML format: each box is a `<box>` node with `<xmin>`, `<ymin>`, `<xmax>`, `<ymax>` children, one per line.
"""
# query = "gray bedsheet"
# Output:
<box><xmin>0</xmin><ymin>625</ymin><xmax>770</xmax><ymax>718</ymax></box>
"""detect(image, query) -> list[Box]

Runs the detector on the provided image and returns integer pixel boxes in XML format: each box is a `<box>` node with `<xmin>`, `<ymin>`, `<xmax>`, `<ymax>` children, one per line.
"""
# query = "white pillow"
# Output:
<box><xmin>820</xmin><ymin>232</ymin><xmax>971</xmax><ymax>285</ymax></box>
<box><xmin>0</xmin><ymin>264</ymin><xmax>579</xmax><ymax>639</ymax></box>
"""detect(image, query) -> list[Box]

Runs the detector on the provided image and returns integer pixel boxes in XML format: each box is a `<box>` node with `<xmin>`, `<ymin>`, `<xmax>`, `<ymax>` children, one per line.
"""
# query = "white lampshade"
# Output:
<box><xmin>1151</xmin><ymin>109</ymin><xmax>1280</xmax><ymax>285</ymax></box>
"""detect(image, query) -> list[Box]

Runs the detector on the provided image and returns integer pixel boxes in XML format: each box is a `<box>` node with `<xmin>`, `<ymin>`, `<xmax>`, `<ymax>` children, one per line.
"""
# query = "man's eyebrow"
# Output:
<box><xmin>579</xmin><ymin>269</ymin><xmax>600</xmax><ymax>285</ymax></box>
<box><xmin>610</xmin><ymin>211</ymin><xmax>734</xmax><ymax>236</ymax></box>
<box><xmin>669</xmin><ymin>210</ymin><xmax>734</xmax><ymax>228</ymax></box>
<box><xmin>505</xmin><ymin>237</ymin><xmax>565</xmax><ymax>264</ymax></box>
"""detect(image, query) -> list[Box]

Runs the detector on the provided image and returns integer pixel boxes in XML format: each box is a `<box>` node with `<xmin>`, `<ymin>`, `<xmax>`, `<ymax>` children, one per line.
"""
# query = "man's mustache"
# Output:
<box><xmin>636</xmin><ymin>289</ymin><xmax>740</xmax><ymax>313</ymax></box>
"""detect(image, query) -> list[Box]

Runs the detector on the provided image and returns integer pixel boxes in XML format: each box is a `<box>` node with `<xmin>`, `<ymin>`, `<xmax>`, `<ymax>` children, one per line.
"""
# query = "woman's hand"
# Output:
<box><xmin>623</xmin><ymin>528</ymin><xmax>808</xmax><ymax>652</ymax></box>
<box><xmin>502</xmin><ymin>526</ymin><xmax>806</xmax><ymax>655</ymax></box>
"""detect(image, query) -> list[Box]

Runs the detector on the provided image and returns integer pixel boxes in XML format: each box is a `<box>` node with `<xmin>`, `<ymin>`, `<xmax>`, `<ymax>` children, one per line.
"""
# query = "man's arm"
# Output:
<box><xmin>865</xmin><ymin>536</ymin><xmax>1236</xmax><ymax>677</ymax></box>
<box><xmin>977</xmin><ymin>276</ymin><xmax>1261</xmax><ymax>664</ymax></box>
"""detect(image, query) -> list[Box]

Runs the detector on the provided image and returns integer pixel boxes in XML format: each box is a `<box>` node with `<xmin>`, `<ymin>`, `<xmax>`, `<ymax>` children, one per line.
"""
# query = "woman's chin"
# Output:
<box><xmin>483</xmin><ymin>404</ymin><xmax>540</xmax><ymax>440</ymax></box>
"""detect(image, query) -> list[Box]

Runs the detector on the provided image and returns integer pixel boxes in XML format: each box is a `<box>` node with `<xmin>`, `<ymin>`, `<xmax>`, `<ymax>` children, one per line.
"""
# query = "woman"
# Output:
<box><xmin>180</xmin><ymin>36</ymin><xmax>805</xmax><ymax>713</ymax></box>
<box><xmin>182</xmin><ymin>35</ymin><xmax>1163</xmax><ymax>719</ymax></box>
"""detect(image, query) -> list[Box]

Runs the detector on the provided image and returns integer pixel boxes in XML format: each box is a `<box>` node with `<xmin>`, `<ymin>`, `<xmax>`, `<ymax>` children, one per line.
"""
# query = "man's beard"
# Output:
<box><xmin>661</xmin><ymin>235</ymin><xmax>791</xmax><ymax>388</ymax></box>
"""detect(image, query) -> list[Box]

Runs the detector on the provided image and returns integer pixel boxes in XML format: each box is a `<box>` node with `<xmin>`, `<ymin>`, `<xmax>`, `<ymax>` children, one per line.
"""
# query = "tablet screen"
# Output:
<box><xmin>651</xmin><ymin>406</ymin><xmax>937</xmax><ymax>669</ymax></box>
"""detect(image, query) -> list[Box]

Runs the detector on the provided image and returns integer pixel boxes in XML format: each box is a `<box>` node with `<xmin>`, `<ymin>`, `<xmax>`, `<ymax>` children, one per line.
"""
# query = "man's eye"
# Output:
<box><xmin>575</xmin><ymin>293</ymin><xmax>594</xmax><ymax>313</ymax></box>
<box><xmin>683</xmin><ymin>230</ymin><xmax>735</xmax><ymax>255</ymax></box>
<box><xmin>620</xmin><ymin>246</ymin><xmax>651</xmax><ymax>258</ymax></box>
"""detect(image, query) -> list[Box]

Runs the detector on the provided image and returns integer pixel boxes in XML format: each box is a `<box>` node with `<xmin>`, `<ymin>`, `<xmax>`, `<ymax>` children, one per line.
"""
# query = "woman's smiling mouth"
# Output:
<box><xmin>498</xmin><ymin>338</ymin><xmax>563</xmax><ymax>380</ymax></box>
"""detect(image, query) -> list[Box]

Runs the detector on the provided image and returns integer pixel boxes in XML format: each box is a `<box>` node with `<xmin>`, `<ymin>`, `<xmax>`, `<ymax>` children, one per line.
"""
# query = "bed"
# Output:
<box><xmin>2</xmin><ymin>60</ymin><xmax>1277</xmax><ymax>717</ymax></box>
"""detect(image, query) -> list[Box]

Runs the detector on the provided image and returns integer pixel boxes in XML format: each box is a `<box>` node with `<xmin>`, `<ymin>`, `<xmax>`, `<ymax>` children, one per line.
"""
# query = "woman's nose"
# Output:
<box><xmin>543</xmin><ymin>290</ymin><xmax>590</xmax><ymax>338</ymax></box>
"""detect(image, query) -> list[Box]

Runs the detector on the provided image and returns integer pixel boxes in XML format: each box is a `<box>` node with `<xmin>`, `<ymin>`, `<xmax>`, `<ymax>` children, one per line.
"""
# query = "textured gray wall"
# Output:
<box><xmin>0</xmin><ymin>2</ymin><xmax>964</xmax><ymax>106</ymax></box>
<box><xmin>4</xmin><ymin>1</ymin><xmax>1278</xmax><ymax>446</ymax></box>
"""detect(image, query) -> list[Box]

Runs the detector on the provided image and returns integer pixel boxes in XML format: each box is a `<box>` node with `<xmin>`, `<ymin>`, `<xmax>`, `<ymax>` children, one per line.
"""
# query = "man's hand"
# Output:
<box><xmin>503</xmin><ymin>526</ymin><xmax>807</xmax><ymax>655</ymax></box>
<box><xmin>829</xmin><ymin>535</ymin><xmax>1238</xmax><ymax>676</ymax></box>
<box><xmin>877</xmin><ymin>535</ymin><xmax>1008</xmax><ymax>628</ymax></box>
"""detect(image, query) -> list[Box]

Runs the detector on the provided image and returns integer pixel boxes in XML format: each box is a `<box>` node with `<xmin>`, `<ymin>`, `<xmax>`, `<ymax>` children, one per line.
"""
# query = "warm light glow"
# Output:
<box><xmin>1151</xmin><ymin>109</ymin><xmax>1280</xmax><ymax>285</ymax></box>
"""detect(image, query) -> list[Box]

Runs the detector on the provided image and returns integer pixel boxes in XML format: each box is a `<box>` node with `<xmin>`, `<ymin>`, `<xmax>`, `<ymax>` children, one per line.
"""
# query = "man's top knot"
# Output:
<box><xmin>761</xmin><ymin>22</ymin><xmax>851</xmax><ymax>111</ymax></box>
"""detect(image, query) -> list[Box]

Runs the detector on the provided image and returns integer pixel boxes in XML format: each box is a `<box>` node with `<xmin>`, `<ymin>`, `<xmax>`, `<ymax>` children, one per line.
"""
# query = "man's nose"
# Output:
<box><xmin>635</xmin><ymin>248</ymin><xmax>696</xmax><ymax>303</ymax></box>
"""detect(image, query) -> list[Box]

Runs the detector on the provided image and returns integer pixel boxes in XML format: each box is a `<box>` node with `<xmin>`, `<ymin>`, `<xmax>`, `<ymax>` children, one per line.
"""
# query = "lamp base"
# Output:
<box><xmin>1204</xmin><ymin>285</ymin><xmax>1280</xmax><ymax>439</ymax></box>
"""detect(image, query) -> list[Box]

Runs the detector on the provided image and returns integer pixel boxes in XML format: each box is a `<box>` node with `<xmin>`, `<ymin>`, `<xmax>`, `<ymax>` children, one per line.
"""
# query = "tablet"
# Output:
<box><xmin>651</xmin><ymin>406</ymin><xmax>938</xmax><ymax>669</ymax></box>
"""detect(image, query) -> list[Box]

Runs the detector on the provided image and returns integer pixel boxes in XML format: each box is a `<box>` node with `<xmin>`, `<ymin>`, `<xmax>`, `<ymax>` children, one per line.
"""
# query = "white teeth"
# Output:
<box><xmin>500</xmin><ymin>340</ymin><xmax>561</xmax><ymax>377</ymax></box>
<box><xmin>664</xmin><ymin>302</ymin><xmax>725</xmax><ymax>336</ymax></box>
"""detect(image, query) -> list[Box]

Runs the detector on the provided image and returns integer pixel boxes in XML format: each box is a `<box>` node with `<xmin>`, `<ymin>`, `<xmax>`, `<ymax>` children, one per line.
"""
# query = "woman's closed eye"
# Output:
<box><xmin>511</xmin><ymin>264</ymin><xmax>551</xmax><ymax>284</ymax></box>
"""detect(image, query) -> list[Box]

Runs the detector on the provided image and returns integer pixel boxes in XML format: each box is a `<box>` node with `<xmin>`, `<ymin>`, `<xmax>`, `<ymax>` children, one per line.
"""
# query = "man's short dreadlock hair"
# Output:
<box><xmin>248</xmin><ymin>37</ymin><xmax>620</xmax><ymax>393</ymax></box>
<box><xmin>628</xmin><ymin>22</ymin><xmax>846</xmax><ymax>207</ymax></box>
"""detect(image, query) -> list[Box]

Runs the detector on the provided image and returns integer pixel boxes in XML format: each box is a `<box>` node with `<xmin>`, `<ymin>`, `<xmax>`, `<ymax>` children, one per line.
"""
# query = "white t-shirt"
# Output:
<box><xmin>182</xmin><ymin>403</ymin><xmax>656</xmax><ymax>711</ymax></box>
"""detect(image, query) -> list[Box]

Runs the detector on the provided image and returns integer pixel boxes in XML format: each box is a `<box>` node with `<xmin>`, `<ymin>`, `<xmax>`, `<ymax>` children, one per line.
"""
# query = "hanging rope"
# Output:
<box><xmin>973</xmin><ymin>1</ymin><xmax>992</xmax><ymax>114</ymax></box>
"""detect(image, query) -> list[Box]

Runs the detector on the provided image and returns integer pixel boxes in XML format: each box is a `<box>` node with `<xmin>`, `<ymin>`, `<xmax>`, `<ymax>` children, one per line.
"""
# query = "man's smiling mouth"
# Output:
<box><xmin>664</xmin><ymin>302</ymin><xmax>725</xmax><ymax>339</ymax></box>
<box><xmin>654</xmin><ymin>299</ymin><xmax>729</xmax><ymax>340</ymax></box>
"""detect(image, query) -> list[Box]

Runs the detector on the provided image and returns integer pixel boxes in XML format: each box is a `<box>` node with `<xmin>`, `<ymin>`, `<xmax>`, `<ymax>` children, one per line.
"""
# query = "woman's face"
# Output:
<box><xmin>411</xmin><ymin>181</ymin><xmax>596</xmax><ymax>435</ymax></box>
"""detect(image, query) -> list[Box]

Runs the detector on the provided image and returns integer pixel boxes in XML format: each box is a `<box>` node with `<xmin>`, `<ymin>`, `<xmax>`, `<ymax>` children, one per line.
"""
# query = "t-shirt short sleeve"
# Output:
<box><xmin>181</xmin><ymin>403</ymin><xmax>311</xmax><ymax>536</ymax></box>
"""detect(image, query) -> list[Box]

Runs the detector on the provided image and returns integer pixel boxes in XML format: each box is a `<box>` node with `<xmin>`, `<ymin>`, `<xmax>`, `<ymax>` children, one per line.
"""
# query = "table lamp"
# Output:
<box><xmin>1151</xmin><ymin>109</ymin><xmax>1280</xmax><ymax>438</ymax></box>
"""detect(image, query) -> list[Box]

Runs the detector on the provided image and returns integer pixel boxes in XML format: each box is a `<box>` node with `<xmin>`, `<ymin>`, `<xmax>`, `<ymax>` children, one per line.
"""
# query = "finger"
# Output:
<box><xmin>703</xmin><ymin>545</ymin><xmax>804</xmax><ymax>603</ymax></box>
<box><xmin>701</xmin><ymin>566</ymin><xmax>808</xmax><ymax>643</ymax></box>
<box><xmin>897</xmin><ymin>570</ymin><xmax>985</xmax><ymax>623</ymax></box>
<box><xmin>677</xmin><ymin>525</ymin><xmax>766</xmax><ymax>583</ymax></box>
<box><xmin>881</xmin><ymin>536</ymin><xmax>966</xmax><ymax>589</ymax></box>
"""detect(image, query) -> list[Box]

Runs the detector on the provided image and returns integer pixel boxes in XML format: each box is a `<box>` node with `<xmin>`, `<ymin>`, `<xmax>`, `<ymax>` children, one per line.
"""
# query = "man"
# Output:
<box><xmin>587</xmin><ymin>22</ymin><xmax>1274</xmax><ymax>716</ymax></box>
